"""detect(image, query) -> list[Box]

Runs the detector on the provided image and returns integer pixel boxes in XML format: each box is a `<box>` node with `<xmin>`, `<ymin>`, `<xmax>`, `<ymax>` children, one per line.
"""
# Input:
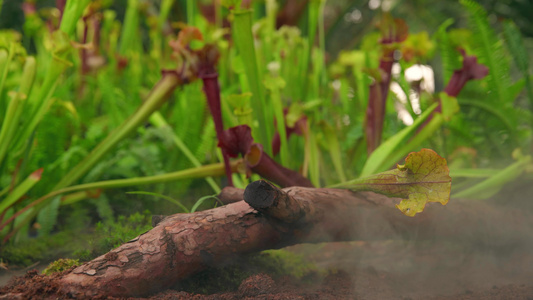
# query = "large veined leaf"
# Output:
<box><xmin>333</xmin><ymin>149</ymin><xmax>452</xmax><ymax>216</ymax></box>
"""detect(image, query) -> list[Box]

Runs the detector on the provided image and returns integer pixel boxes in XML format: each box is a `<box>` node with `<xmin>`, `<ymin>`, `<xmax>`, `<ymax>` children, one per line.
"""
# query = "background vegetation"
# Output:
<box><xmin>0</xmin><ymin>0</ymin><xmax>531</xmax><ymax>267</ymax></box>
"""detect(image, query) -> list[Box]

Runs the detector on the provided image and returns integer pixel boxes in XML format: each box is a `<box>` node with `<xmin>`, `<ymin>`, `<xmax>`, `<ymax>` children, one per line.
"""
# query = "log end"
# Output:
<box><xmin>244</xmin><ymin>180</ymin><xmax>279</xmax><ymax>209</ymax></box>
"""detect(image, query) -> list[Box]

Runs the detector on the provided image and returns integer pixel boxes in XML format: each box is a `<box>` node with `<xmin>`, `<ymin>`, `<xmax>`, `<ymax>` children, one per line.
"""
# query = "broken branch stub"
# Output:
<box><xmin>244</xmin><ymin>180</ymin><xmax>315</xmax><ymax>223</ymax></box>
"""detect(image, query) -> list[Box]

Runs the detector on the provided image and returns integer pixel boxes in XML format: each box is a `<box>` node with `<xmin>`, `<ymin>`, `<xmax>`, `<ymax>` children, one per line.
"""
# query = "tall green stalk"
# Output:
<box><xmin>0</xmin><ymin>44</ymin><xmax>14</xmax><ymax>97</ymax></box>
<box><xmin>0</xmin><ymin>57</ymin><xmax>36</xmax><ymax>167</ymax></box>
<box><xmin>187</xmin><ymin>0</ymin><xmax>195</xmax><ymax>26</ymax></box>
<box><xmin>231</xmin><ymin>10</ymin><xmax>271</xmax><ymax>150</ymax></box>
<box><xmin>119</xmin><ymin>0</ymin><xmax>141</xmax><ymax>56</ymax></box>
<box><xmin>59</xmin><ymin>0</ymin><xmax>92</xmax><ymax>36</ymax></box>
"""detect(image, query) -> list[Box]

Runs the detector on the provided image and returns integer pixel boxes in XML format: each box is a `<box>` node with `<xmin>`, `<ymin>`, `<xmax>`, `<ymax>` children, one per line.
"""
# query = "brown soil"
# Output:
<box><xmin>2</xmin><ymin>238</ymin><xmax>533</xmax><ymax>300</ymax></box>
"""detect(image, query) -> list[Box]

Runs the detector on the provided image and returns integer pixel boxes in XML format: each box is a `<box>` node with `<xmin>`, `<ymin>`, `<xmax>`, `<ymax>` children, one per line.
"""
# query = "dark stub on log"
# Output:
<box><xmin>244</xmin><ymin>180</ymin><xmax>279</xmax><ymax>209</ymax></box>
<box><xmin>244</xmin><ymin>180</ymin><xmax>314</xmax><ymax>223</ymax></box>
<box><xmin>151</xmin><ymin>215</ymin><xmax>167</xmax><ymax>227</ymax></box>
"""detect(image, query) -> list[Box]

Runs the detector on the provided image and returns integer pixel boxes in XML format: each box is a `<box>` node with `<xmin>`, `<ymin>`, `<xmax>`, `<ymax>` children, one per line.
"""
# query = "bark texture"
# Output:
<box><xmin>52</xmin><ymin>181</ymin><xmax>533</xmax><ymax>298</ymax></box>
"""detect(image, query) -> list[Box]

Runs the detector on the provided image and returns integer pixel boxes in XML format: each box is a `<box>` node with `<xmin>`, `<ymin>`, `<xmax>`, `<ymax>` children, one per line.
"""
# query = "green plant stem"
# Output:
<box><xmin>360</xmin><ymin>102</ymin><xmax>438</xmax><ymax>177</ymax></box>
<box><xmin>231</xmin><ymin>10</ymin><xmax>270</xmax><ymax>150</ymax></box>
<box><xmin>449</xmin><ymin>168</ymin><xmax>500</xmax><ymax>178</ymax></box>
<box><xmin>0</xmin><ymin>160</ymin><xmax>240</xmax><ymax>235</ymax></box>
<box><xmin>0</xmin><ymin>57</ymin><xmax>36</xmax><ymax>167</ymax></box>
<box><xmin>119</xmin><ymin>0</ymin><xmax>140</xmax><ymax>56</ymax></box>
<box><xmin>0</xmin><ymin>169</ymin><xmax>42</xmax><ymax>214</ymax></box>
<box><xmin>59</xmin><ymin>0</ymin><xmax>91</xmax><ymax>35</ymax></box>
<box><xmin>386</xmin><ymin>114</ymin><xmax>444</xmax><ymax>170</ymax></box>
<box><xmin>0</xmin><ymin>44</ymin><xmax>14</xmax><ymax>98</ymax></box>
<box><xmin>14</xmin><ymin>41</ymin><xmax>72</xmax><ymax>153</ymax></box>
<box><xmin>307</xmin><ymin>129</ymin><xmax>320</xmax><ymax>187</ymax></box>
<box><xmin>53</xmin><ymin>74</ymin><xmax>180</xmax><ymax>191</ymax></box>
<box><xmin>190</xmin><ymin>194</ymin><xmax>222</xmax><ymax>213</ymax></box>
<box><xmin>453</xmin><ymin>155</ymin><xmax>532</xmax><ymax>199</ymax></box>
<box><xmin>317</xmin><ymin>0</ymin><xmax>327</xmax><ymax>89</ymax></box>
<box><xmin>159</xmin><ymin>0</ymin><xmax>174</xmax><ymax>28</ymax></box>
<box><xmin>324</xmin><ymin>126</ymin><xmax>347</xmax><ymax>183</ymax></box>
<box><xmin>149</xmin><ymin>112</ymin><xmax>221</xmax><ymax>193</ymax></box>
<box><xmin>269</xmin><ymin>83</ymin><xmax>289</xmax><ymax>165</ymax></box>
<box><xmin>187</xmin><ymin>0</ymin><xmax>195</xmax><ymax>26</ymax></box>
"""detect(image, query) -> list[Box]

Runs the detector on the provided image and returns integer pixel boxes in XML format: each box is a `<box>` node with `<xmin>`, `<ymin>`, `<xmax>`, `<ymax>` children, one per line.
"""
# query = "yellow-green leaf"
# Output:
<box><xmin>332</xmin><ymin>149</ymin><xmax>452</xmax><ymax>216</ymax></box>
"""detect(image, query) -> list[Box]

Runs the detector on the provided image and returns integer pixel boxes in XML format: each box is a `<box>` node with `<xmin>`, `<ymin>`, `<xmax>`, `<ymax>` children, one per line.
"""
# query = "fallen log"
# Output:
<box><xmin>7</xmin><ymin>181</ymin><xmax>533</xmax><ymax>298</ymax></box>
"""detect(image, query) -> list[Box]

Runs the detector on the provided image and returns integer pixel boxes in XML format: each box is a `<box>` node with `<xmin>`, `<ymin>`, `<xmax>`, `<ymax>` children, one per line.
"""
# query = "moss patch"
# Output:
<box><xmin>0</xmin><ymin>230</ymin><xmax>89</xmax><ymax>267</ymax></box>
<box><xmin>175</xmin><ymin>249</ymin><xmax>320</xmax><ymax>294</ymax></box>
<box><xmin>1</xmin><ymin>211</ymin><xmax>152</xmax><ymax>267</ymax></box>
<box><xmin>42</xmin><ymin>258</ymin><xmax>81</xmax><ymax>275</ymax></box>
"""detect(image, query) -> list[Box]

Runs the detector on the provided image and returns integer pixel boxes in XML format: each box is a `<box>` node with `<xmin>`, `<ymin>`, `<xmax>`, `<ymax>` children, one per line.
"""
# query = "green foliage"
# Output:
<box><xmin>436</xmin><ymin>19</ymin><xmax>462</xmax><ymax>83</ymax></box>
<box><xmin>461</xmin><ymin>0</ymin><xmax>510</xmax><ymax>104</ymax></box>
<box><xmin>0</xmin><ymin>0</ymin><xmax>532</xmax><ymax>247</ymax></box>
<box><xmin>453</xmin><ymin>152</ymin><xmax>532</xmax><ymax>199</ymax></box>
<box><xmin>502</xmin><ymin>20</ymin><xmax>533</xmax><ymax>118</ymax></box>
<box><xmin>0</xmin><ymin>230</ymin><xmax>87</xmax><ymax>267</ymax></box>
<box><xmin>92</xmin><ymin>210</ymin><xmax>152</xmax><ymax>254</ymax></box>
<box><xmin>459</xmin><ymin>0</ymin><xmax>524</xmax><ymax>153</ymax></box>
<box><xmin>36</xmin><ymin>196</ymin><xmax>61</xmax><ymax>237</ymax></box>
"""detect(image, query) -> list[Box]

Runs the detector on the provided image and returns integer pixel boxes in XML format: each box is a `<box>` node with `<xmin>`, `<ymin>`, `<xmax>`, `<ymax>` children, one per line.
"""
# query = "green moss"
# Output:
<box><xmin>0</xmin><ymin>230</ymin><xmax>88</xmax><ymax>267</ymax></box>
<box><xmin>89</xmin><ymin>210</ymin><xmax>152</xmax><ymax>256</ymax></box>
<box><xmin>42</xmin><ymin>258</ymin><xmax>81</xmax><ymax>275</ymax></box>
<box><xmin>70</xmin><ymin>210</ymin><xmax>153</xmax><ymax>261</ymax></box>
<box><xmin>176</xmin><ymin>249</ymin><xmax>319</xmax><ymax>294</ymax></box>
<box><xmin>0</xmin><ymin>211</ymin><xmax>152</xmax><ymax>267</ymax></box>
<box><xmin>258</xmin><ymin>249</ymin><xmax>319</xmax><ymax>279</ymax></box>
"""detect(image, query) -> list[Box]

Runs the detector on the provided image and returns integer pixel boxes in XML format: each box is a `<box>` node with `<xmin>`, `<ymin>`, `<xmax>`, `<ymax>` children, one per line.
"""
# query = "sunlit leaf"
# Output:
<box><xmin>333</xmin><ymin>149</ymin><xmax>451</xmax><ymax>217</ymax></box>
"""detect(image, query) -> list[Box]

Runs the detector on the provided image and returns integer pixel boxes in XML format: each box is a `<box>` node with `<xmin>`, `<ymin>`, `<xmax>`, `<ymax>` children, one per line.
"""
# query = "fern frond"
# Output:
<box><xmin>502</xmin><ymin>21</ymin><xmax>529</xmax><ymax>75</ymax></box>
<box><xmin>36</xmin><ymin>196</ymin><xmax>61</xmax><ymax>237</ymax></box>
<box><xmin>436</xmin><ymin>19</ymin><xmax>462</xmax><ymax>84</ymax></box>
<box><xmin>174</xmin><ymin>82</ymin><xmax>207</xmax><ymax>157</ymax></box>
<box><xmin>503</xmin><ymin>20</ymin><xmax>533</xmax><ymax>114</ymax></box>
<box><xmin>460</xmin><ymin>0</ymin><xmax>510</xmax><ymax>104</ymax></box>
<box><xmin>91</xmin><ymin>194</ymin><xmax>114</xmax><ymax>223</ymax></box>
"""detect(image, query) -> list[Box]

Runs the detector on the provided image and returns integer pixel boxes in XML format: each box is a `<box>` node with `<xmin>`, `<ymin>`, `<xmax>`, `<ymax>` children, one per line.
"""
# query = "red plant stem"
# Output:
<box><xmin>0</xmin><ymin>209</ymin><xmax>5</xmax><ymax>227</ymax></box>
<box><xmin>271</xmin><ymin>111</ymin><xmax>307</xmax><ymax>157</ymax></box>
<box><xmin>201</xmin><ymin>72</ymin><xmax>234</xmax><ymax>186</ymax></box>
<box><xmin>80</xmin><ymin>16</ymin><xmax>90</xmax><ymax>75</ymax></box>
<box><xmin>251</xmin><ymin>153</ymin><xmax>313</xmax><ymax>188</ymax></box>
<box><xmin>434</xmin><ymin>51</ymin><xmax>488</xmax><ymax>118</ymax></box>
<box><xmin>56</xmin><ymin>0</ymin><xmax>66</xmax><ymax>24</ymax></box>
<box><xmin>247</xmin><ymin>142</ymin><xmax>313</xmax><ymax>188</ymax></box>
<box><xmin>365</xmin><ymin>49</ymin><xmax>394</xmax><ymax>154</ymax></box>
<box><xmin>92</xmin><ymin>14</ymin><xmax>101</xmax><ymax>51</ymax></box>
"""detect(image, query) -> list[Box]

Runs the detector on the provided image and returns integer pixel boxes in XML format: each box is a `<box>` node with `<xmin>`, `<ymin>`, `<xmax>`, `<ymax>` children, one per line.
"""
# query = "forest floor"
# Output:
<box><xmin>2</xmin><ymin>180</ymin><xmax>533</xmax><ymax>299</ymax></box>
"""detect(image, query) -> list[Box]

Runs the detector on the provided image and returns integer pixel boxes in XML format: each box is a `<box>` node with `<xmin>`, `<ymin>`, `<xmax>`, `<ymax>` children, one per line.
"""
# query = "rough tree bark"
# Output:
<box><xmin>17</xmin><ymin>181</ymin><xmax>533</xmax><ymax>298</ymax></box>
